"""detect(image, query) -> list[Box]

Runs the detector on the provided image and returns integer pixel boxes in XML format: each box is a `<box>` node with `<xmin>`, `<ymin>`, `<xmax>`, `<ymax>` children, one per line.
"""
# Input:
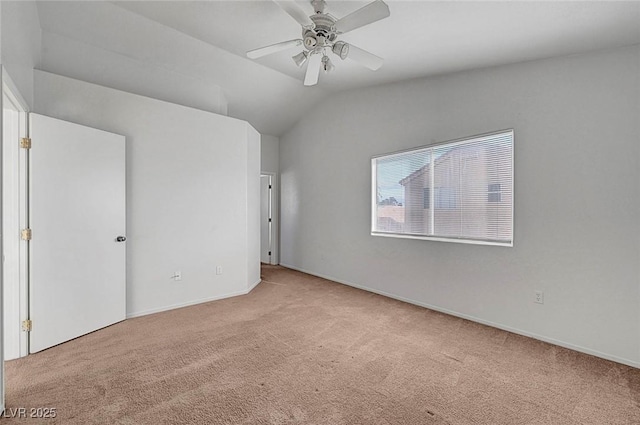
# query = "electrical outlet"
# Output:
<box><xmin>173</xmin><ymin>271</ymin><xmax>182</xmax><ymax>281</ymax></box>
<box><xmin>216</xmin><ymin>266</ymin><xmax>222</xmax><ymax>275</ymax></box>
<box><xmin>534</xmin><ymin>291</ymin><xmax>544</xmax><ymax>304</ymax></box>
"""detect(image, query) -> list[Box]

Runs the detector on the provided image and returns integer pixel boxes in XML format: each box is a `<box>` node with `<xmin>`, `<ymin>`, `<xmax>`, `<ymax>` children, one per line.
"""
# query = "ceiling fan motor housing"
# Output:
<box><xmin>310</xmin><ymin>14</ymin><xmax>336</xmax><ymax>35</ymax></box>
<box><xmin>305</xmin><ymin>14</ymin><xmax>338</xmax><ymax>51</ymax></box>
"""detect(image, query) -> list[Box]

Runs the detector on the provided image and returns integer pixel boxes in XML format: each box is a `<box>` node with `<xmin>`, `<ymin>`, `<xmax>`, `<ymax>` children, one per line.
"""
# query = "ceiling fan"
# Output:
<box><xmin>247</xmin><ymin>0</ymin><xmax>390</xmax><ymax>86</ymax></box>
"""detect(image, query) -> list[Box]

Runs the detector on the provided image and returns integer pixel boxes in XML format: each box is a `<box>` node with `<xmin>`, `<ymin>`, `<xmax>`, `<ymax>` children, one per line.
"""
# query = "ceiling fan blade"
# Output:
<box><xmin>273</xmin><ymin>0</ymin><xmax>313</xmax><ymax>27</ymax></box>
<box><xmin>304</xmin><ymin>52</ymin><xmax>322</xmax><ymax>86</ymax></box>
<box><xmin>334</xmin><ymin>0</ymin><xmax>390</xmax><ymax>34</ymax></box>
<box><xmin>347</xmin><ymin>44</ymin><xmax>384</xmax><ymax>70</ymax></box>
<box><xmin>247</xmin><ymin>39</ymin><xmax>303</xmax><ymax>59</ymax></box>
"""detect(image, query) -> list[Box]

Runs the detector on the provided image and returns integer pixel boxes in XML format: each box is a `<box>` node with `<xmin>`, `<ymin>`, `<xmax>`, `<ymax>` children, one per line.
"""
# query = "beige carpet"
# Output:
<box><xmin>4</xmin><ymin>265</ymin><xmax>640</xmax><ymax>424</ymax></box>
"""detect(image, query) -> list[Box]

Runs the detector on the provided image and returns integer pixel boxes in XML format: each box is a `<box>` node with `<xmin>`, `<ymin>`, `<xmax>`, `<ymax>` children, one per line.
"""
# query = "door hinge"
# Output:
<box><xmin>268</xmin><ymin>218</ymin><xmax>272</xmax><ymax>223</ymax></box>
<box><xmin>269</xmin><ymin>185</ymin><xmax>272</xmax><ymax>189</ymax></box>
<box><xmin>268</xmin><ymin>251</ymin><xmax>272</xmax><ymax>256</ymax></box>
<box><xmin>20</xmin><ymin>137</ymin><xmax>32</xmax><ymax>149</ymax></box>
<box><xmin>21</xmin><ymin>228</ymin><xmax>32</xmax><ymax>240</ymax></box>
<box><xmin>22</xmin><ymin>320</ymin><xmax>32</xmax><ymax>332</ymax></box>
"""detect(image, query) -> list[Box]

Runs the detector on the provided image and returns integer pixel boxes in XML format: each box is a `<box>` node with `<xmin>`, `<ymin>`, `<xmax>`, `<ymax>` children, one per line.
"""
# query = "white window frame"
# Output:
<box><xmin>371</xmin><ymin>129</ymin><xmax>514</xmax><ymax>247</ymax></box>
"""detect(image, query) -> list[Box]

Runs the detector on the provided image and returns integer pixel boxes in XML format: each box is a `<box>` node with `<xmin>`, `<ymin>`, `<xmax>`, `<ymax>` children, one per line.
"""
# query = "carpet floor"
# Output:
<box><xmin>3</xmin><ymin>265</ymin><xmax>640</xmax><ymax>424</ymax></box>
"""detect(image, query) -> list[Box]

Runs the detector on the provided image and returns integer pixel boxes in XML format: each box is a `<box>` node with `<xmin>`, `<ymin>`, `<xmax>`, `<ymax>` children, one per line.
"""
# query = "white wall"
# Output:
<box><xmin>261</xmin><ymin>134</ymin><xmax>280</xmax><ymax>174</ymax></box>
<box><xmin>280</xmin><ymin>45</ymin><xmax>640</xmax><ymax>367</ymax></box>
<box><xmin>0</xmin><ymin>0</ymin><xmax>40</xmax><ymax>109</ymax></box>
<box><xmin>40</xmin><ymin>31</ymin><xmax>228</xmax><ymax>117</ymax></box>
<box><xmin>35</xmin><ymin>70</ymin><xmax>260</xmax><ymax>317</ymax></box>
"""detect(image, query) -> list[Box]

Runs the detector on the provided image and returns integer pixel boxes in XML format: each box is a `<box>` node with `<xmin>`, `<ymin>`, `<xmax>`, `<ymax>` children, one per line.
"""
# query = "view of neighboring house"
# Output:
<box><xmin>376</xmin><ymin>141</ymin><xmax>512</xmax><ymax>242</ymax></box>
<box><xmin>376</xmin><ymin>204</ymin><xmax>405</xmax><ymax>233</ymax></box>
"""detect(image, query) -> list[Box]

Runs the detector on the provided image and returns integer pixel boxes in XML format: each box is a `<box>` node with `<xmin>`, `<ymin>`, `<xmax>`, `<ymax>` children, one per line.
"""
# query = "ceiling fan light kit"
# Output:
<box><xmin>292</xmin><ymin>50</ymin><xmax>309</xmax><ymax>67</ymax></box>
<box><xmin>332</xmin><ymin>41</ymin><xmax>349</xmax><ymax>60</ymax></box>
<box><xmin>246</xmin><ymin>0</ymin><xmax>390</xmax><ymax>86</ymax></box>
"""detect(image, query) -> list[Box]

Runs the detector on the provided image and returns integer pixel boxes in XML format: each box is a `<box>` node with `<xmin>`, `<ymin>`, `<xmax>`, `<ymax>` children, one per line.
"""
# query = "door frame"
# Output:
<box><xmin>2</xmin><ymin>68</ymin><xmax>30</xmax><ymax>360</ymax></box>
<box><xmin>1</xmin><ymin>63</ymin><xmax>4</xmax><ymax>417</ymax></box>
<box><xmin>260</xmin><ymin>172</ymin><xmax>278</xmax><ymax>265</ymax></box>
<box><xmin>260</xmin><ymin>174</ymin><xmax>272</xmax><ymax>264</ymax></box>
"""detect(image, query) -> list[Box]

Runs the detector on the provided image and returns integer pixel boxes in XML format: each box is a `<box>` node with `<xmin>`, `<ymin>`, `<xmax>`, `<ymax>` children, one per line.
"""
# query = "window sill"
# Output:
<box><xmin>371</xmin><ymin>231</ymin><xmax>513</xmax><ymax>247</ymax></box>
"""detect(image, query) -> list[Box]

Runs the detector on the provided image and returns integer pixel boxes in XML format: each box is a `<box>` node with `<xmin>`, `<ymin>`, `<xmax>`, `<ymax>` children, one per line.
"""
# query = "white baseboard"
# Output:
<box><xmin>126</xmin><ymin>281</ymin><xmax>261</xmax><ymax>319</ymax></box>
<box><xmin>248</xmin><ymin>278</ymin><xmax>262</xmax><ymax>292</ymax></box>
<box><xmin>280</xmin><ymin>263</ymin><xmax>640</xmax><ymax>369</ymax></box>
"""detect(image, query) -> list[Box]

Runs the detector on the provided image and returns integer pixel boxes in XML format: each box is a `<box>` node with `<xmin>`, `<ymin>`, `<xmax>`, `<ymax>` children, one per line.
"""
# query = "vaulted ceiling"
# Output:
<box><xmin>35</xmin><ymin>1</ymin><xmax>640</xmax><ymax>136</ymax></box>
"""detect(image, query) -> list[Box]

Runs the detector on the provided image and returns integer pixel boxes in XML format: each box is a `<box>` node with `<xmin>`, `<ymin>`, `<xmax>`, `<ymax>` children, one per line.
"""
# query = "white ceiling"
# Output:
<box><xmin>35</xmin><ymin>1</ymin><xmax>640</xmax><ymax>136</ymax></box>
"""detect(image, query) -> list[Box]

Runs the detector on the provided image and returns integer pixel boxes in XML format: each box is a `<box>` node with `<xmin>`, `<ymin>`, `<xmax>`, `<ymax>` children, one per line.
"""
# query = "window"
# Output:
<box><xmin>372</xmin><ymin>130</ymin><xmax>513</xmax><ymax>246</ymax></box>
<box><xmin>435</xmin><ymin>187</ymin><xmax>457</xmax><ymax>209</ymax></box>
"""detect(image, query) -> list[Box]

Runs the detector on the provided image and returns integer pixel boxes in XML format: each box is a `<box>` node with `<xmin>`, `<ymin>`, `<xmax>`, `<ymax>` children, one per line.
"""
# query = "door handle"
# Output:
<box><xmin>116</xmin><ymin>236</ymin><xmax>127</xmax><ymax>242</ymax></box>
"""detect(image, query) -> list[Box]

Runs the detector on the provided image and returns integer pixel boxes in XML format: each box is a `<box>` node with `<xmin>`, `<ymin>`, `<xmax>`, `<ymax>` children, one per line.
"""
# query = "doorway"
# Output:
<box><xmin>1</xmin><ymin>77</ymin><xmax>127</xmax><ymax>358</ymax></box>
<box><xmin>1</xmin><ymin>68</ymin><xmax>31</xmax><ymax>415</ymax></box>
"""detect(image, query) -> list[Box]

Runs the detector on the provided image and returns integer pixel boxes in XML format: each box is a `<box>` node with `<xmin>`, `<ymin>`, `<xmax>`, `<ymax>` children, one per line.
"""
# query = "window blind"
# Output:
<box><xmin>372</xmin><ymin>130</ymin><xmax>513</xmax><ymax>246</ymax></box>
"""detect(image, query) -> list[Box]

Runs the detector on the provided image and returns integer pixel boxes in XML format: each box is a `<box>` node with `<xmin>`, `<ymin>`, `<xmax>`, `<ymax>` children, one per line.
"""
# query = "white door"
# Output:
<box><xmin>29</xmin><ymin>114</ymin><xmax>126</xmax><ymax>353</ymax></box>
<box><xmin>260</xmin><ymin>175</ymin><xmax>271</xmax><ymax>264</ymax></box>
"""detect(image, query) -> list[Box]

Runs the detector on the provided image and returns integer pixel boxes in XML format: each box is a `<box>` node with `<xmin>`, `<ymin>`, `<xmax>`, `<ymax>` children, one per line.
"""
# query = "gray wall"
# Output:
<box><xmin>35</xmin><ymin>71</ymin><xmax>261</xmax><ymax>318</ymax></box>
<box><xmin>280</xmin><ymin>45</ymin><xmax>640</xmax><ymax>366</ymax></box>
